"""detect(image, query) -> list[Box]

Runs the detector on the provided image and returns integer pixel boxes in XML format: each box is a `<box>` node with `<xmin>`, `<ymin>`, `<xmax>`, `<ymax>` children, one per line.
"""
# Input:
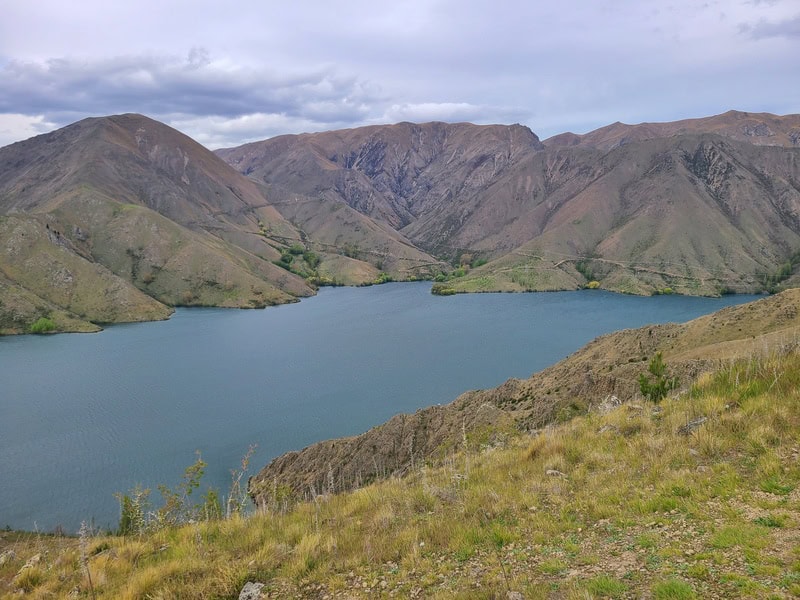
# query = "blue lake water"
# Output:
<box><xmin>0</xmin><ymin>283</ymin><xmax>760</xmax><ymax>531</ymax></box>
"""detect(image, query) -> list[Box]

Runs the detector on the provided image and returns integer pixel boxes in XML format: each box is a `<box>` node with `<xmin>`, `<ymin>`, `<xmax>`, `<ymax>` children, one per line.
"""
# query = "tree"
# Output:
<box><xmin>638</xmin><ymin>352</ymin><xmax>678</xmax><ymax>403</ymax></box>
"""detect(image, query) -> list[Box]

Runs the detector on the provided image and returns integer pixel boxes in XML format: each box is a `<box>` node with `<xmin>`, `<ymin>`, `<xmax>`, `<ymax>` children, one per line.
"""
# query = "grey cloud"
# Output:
<box><xmin>740</xmin><ymin>14</ymin><xmax>800</xmax><ymax>39</ymax></box>
<box><xmin>0</xmin><ymin>52</ymin><xmax>379</xmax><ymax>127</ymax></box>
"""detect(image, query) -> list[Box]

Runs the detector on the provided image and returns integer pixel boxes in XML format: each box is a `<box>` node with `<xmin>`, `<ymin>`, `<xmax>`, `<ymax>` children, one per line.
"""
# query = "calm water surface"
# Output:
<box><xmin>0</xmin><ymin>283</ymin><xmax>760</xmax><ymax>531</ymax></box>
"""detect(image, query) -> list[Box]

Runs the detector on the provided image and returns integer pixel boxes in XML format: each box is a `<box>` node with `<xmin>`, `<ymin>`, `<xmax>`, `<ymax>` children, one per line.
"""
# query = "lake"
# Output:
<box><xmin>0</xmin><ymin>283</ymin><xmax>760</xmax><ymax>532</ymax></box>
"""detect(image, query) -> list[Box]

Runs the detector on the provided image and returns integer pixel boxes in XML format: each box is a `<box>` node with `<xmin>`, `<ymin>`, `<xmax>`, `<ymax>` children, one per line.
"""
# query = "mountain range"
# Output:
<box><xmin>1</xmin><ymin>110</ymin><xmax>799</xmax><ymax>333</ymax></box>
<box><xmin>219</xmin><ymin>110</ymin><xmax>800</xmax><ymax>297</ymax></box>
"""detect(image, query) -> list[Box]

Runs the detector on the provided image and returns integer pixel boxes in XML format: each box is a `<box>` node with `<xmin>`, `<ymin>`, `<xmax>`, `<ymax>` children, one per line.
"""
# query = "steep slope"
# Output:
<box><xmin>0</xmin><ymin>215</ymin><xmax>171</xmax><ymax>333</ymax></box>
<box><xmin>0</xmin><ymin>114</ymin><xmax>322</xmax><ymax>331</ymax></box>
<box><xmin>217</xmin><ymin>121</ymin><xmax>544</xmax><ymax>250</ymax></box>
<box><xmin>447</xmin><ymin>132</ymin><xmax>800</xmax><ymax>296</ymax></box>
<box><xmin>250</xmin><ymin>289</ymin><xmax>800</xmax><ymax>501</ymax></box>
<box><xmin>254</xmin><ymin>184</ymin><xmax>444</xmax><ymax>283</ymax></box>
<box><xmin>6</xmin><ymin>345</ymin><xmax>800</xmax><ymax>598</ymax></box>
<box><xmin>220</xmin><ymin>112</ymin><xmax>800</xmax><ymax>296</ymax></box>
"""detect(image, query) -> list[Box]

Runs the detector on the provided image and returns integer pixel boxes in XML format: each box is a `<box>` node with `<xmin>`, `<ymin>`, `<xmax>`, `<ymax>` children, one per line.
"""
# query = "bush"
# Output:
<box><xmin>303</xmin><ymin>250</ymin><xmax>320</xmax><ymax>269</ymax></box>
<box><xmin>29</xmin><ymin>317</ymin><xmax>56</xmax><ymax>334</ymax></box>
<box><xmin>639</xmin><ymin>352</ymin><xmax>678</xmax><ymax>403</ymax></box>
<box><xmin>431</xmin><ymin>283</ymin><xmax>456</xmax><ymax>296</ymax></box>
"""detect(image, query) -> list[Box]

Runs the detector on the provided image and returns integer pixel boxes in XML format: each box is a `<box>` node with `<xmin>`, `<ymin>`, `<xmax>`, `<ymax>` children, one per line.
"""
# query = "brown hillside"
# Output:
<box><xmin>220</xmin><ymin>113</ymin><xmax>800</xmax><ymax>296</ymax></box>
<box><xmin>217</xmin><ymin>121</ymin><xmax>544</xmax><ymax>235</ymax></box>
<box><xmin>448</xmin><ymin>132</ymin><xmax>800</xmax><ymax>296</ymax></box>
<box><xmin>545</xmin><ymin>110</ymin><xmax>800</xmax><ymax>150</ymax></box>
<box><xmin>0</xmin><ymin>115</ymin><xmax>447</xmax><ymax>332</ymax></box>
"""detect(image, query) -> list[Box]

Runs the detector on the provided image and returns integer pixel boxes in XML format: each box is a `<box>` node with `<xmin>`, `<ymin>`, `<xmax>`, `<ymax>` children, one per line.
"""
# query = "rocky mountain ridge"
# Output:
<box><xmin>219</xmin><ymin>110</ymin><xmax>800</xmax><ymax>297</ymax></box>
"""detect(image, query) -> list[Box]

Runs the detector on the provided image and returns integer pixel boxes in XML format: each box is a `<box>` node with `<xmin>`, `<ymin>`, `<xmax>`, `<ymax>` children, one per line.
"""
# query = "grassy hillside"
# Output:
<box><xmin>0</xmin><ymin>114</ymin><xmax>444</xmax><ymax>335</ymax></box>
<box><xmin>3</xmin><ymin>343</ymin><xmax>799</xmax><ymax>598</ymax></box>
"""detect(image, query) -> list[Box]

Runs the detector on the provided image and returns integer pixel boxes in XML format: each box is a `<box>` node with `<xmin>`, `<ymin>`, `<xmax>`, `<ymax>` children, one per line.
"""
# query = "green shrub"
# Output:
<box><xmin>303</xmin><ymin>250</ymin><xmax>320</xmax><ymax>269</ymax></box>
<box><xmin>471</xmin><ymin>258</ymin><xmax>487</xmax><ymax>268</ymax></box>
<box><xmin>29</xmin><ymin>317</ymin><xmax>56</xmax><ymax>334</ymax></box>
<box><xmin>431</xmin><ymin>284</ymin><xmax>456</xmax><ymax>296</ymax></box>
<box><xmin>639</xmin><ymin>352</ymin><xmax>678</xmax><ymax>403</ymax></box>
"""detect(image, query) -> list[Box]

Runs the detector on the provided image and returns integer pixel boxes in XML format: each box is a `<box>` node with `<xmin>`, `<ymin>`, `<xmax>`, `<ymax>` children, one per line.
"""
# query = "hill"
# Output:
<box><xmin>219</xmin><ymin>111</ymin><xmax>800</xmax><ymax>297</ymax></box>
<box><xmin>2</xmin><ymin>292</ymin><xmax>800</xmax><ymax>598</ymax></box>
<box><xmin>0</xmin><ymin>115</ymin><xmax>442</xmax><ymax>333</ymax></box>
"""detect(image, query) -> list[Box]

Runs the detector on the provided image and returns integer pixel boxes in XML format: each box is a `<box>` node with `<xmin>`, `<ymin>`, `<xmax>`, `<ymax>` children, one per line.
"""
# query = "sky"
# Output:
<box><xmin>0</xmin><ymin>0</ymin><xmax>798</xmax><ymax>149</ymax></box>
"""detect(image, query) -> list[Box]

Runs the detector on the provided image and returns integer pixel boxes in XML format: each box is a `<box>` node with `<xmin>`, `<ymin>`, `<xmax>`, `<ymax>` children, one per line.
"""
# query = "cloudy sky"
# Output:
<box><xmin>1</xmin><ymin>0</ymin><xmax>798</xmax><ymax>149</ymax></box>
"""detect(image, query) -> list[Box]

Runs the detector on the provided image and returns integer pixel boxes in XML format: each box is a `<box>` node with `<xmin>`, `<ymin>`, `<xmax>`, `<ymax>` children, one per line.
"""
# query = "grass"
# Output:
<box><xmin>2</xmin><ymin>349</ymin><xmax>800</xmax><ymax>598</ymax></box>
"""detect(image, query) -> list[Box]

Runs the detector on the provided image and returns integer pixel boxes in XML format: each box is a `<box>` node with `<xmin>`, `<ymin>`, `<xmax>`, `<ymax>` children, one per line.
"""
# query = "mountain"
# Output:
<box><xmin>4</xmin><ymin>110</ymin><xmax>799</xmax><ymax>333</ymax></box>
<box><xmin>0</xmin><ymin>114</ymin><xmax>441</xmax><ymax>333</ymax></box>
<box><xmin>219</xmin><ymin>111</ymin><xmax>800</xmax><ymax>297</ymax></box>
<box><xmin>216</xmin><ymin>121</ymin><xmax>544</xmax><ymax>254</ymax></box>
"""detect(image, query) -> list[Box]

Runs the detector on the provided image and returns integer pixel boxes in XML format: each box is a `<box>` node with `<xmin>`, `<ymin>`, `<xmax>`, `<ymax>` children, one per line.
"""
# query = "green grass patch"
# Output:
<box><xmin>582</xmin><ymin>574</ymin><xmax>628</xmax><ymax>598</ymax></box>
<box><xmin>710</xmin><ymin>523</ymin><xmax>769</xmax><ymax>550</ymax></box>
<box><xmin>652</xmin><ymin>578</ymin><xmax>696</xmax><ymax>599</ymax></box>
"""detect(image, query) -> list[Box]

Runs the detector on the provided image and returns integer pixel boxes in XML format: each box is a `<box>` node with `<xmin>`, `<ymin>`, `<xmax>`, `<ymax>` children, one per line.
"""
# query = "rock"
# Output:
<box><xmin>0</xmin><ymin>550</ymin><xmax>16</xmax><ymax>566</ymax></box>
<box><xmin>239</xmin><ymin>581</ymin><xmax>265</xmax><ymax>600</ymax></box>
<box><xmin>596</xmin><ymin>395</ymin><xmax>621</xmax><ymax>414</ymax></box>
<box><xmin>678</xmin><ymin>416</ymin><xmax>707</xmax><ymax>435</ymax></box>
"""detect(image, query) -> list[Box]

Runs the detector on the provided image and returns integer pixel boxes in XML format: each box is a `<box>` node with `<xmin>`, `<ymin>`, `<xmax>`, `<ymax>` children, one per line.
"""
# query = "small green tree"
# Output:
<box><xmin>114</xmin><ymin>484</ymin><xmax>151</xmax><ymax>536</ymax></box>
<box><xmin>30</xmin><ymin>317</ymin><xmax>56</xmax><ymax>334</ymax></box>
<box><xmin>156</xmin><ymin>451</ymin><xmax>210</xmax><ymax>526</ymax></box>
<box><xmin>639</xmin><ymin>352</ymin><xmax>678</xmax><ymax>403</ymax></box>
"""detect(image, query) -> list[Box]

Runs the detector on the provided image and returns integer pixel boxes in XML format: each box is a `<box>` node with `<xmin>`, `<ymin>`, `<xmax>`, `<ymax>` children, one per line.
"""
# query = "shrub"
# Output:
<box><xmin>115</xmin><ymin>484</ymin><xmax>151</xmax><ymax>535</ymax></box>
<box><xmin>639</xmin><ymin>352</ymin><xmax>678</xmax><ymax>403</ymax></box>
<box><xmin>29</xmin><ymin>317</ymin><xmax>56</xmax><ymax>334</ymax></box>
<box><xmin>303</xmin><ymin>250</ymin><xmax>320</xmax><ymax>269</ymax></box>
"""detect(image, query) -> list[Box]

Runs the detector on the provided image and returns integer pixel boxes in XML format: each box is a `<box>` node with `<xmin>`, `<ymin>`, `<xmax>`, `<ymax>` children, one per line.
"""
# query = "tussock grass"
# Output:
<box><xmin>3</xmin><ymin>349</ymin><xmax>800</xmax><ymax>598</ymax></box>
